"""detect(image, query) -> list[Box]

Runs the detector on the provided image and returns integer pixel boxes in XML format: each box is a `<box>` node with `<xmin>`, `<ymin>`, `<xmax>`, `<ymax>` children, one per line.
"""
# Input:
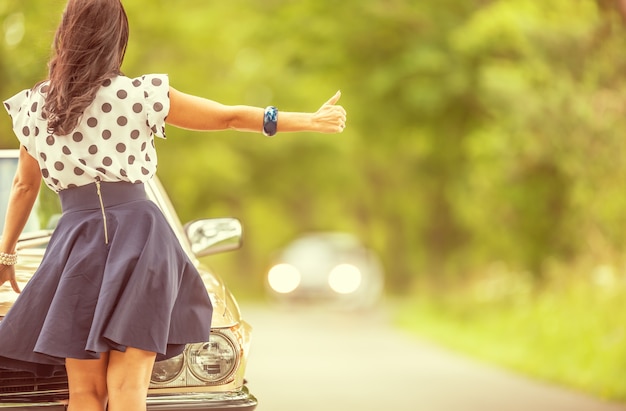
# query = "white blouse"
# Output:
<box><xmin>3</xmin><ymin>74</ymin><xmax>170</xmax><ymax>192</ymax></box>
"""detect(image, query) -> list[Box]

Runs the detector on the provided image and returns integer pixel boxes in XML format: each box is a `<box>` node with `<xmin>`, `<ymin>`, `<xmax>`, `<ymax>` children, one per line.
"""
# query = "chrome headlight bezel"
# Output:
<box><xmin>150</xmin><ymin>329</ymin><xmax>242</xmax><ymax>388</ymax></box>
<box><xmin>187</xmin><ymin>332</ymin><xmax>239</xmax><ymax>384</ymax></box>
<box><xmin>150</xmin><ymin>351</ymin><xmax>186</xmax><ymax>384</ymax></box>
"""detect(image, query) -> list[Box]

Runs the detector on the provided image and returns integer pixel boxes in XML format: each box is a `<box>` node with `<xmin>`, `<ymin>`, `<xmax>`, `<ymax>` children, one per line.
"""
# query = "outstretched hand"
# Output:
<box><xmin>0</xmin><ymin>265</ymin><xmax>21</xmax><ymax>294</ymax></box>
<box><xmin>312</xmin><ymin>91</ymin><xmax>347</xmax><ymax>133</ymax></box>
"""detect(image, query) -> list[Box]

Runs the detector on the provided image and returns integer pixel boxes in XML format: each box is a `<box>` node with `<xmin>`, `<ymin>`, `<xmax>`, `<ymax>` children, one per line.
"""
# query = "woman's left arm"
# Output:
<box><xmin>0</xmin><ymin>146</ymin><xmax>42</xmax><ymax>293</ymax></box>
<box><xmin>166</xmin><ymin>87</ymin><xmax>346</xmax><ymax>135</ymax></box>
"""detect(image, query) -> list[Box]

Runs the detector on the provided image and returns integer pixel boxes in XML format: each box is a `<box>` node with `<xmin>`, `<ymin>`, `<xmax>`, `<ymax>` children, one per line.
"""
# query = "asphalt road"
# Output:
<box><xmin>241</xmin><ymin>302</ymin><xmax>626</xmax><ymax>411</ymax></box>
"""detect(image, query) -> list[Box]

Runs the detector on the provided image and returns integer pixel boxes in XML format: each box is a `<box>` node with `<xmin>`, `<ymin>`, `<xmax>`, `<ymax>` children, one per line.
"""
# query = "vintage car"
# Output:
<box><xmin>266</xmin><ymin>232</ymin><xmax>384</xmax><ymax>310</ymax></box>
<box><xmin>0</xmin><ymin>149</ymin><xmax>257</xmax><ymax>410</ymax></box>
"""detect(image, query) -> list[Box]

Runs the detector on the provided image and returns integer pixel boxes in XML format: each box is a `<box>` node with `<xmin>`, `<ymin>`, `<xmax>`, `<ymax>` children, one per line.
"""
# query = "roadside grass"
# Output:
<box><xmin>394</xmin><ymin>267</ymin><xmax>626</xmax><ymax>403</ymax></box>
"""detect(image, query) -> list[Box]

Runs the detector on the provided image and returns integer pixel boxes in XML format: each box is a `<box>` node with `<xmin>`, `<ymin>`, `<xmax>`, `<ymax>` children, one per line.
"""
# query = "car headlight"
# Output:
<box><xmin>150</xmin><ymin>330</ymin><xmax>241</xmax><ymax>387</ymax></box>
<box><xmin>188</xmin><ymin>332</ymin><xmax>238</xmax><ymax>384</ymax></box>
<box><xmin>328</xmin><ymin>264</ymin><xmax>362</xmax><ymax>294</ymax></box>
<box><xmin>267</xmin><ymin>263</ymin><xmax>301</xmax><ymax>293</ymax></box>
<box><xmin>151</xmin><ymin>352</ymin><xmax>185</xmax><ymax>384</ymax></box>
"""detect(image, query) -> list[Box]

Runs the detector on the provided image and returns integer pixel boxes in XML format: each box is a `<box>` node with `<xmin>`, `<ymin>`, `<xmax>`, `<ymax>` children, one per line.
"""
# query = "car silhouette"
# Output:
<box><xmin>266</xmin><ymin>232</ymin><xmax>384</xmax><ymax>310</ymax></box>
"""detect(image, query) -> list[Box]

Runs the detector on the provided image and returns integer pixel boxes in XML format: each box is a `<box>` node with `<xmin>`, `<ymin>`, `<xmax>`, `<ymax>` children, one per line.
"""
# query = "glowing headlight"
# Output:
<box><xmin>188</xmin><ymin>332</ymin><xmax>238</xmax><ymax>384</ymax></box>
<box><xmin>328</xmin><ymin>264</ymin><xmax>362</xmax><ymax>294</ymax></box>
<box><xmin>151</xmin><ymin>353</ymin><xmax>185</xmax><ymax>384</ymax></box>
<box><xmin>267</xmin><ymin>263</ymin><xmax>301</xmax><ymax>294</ymax></box>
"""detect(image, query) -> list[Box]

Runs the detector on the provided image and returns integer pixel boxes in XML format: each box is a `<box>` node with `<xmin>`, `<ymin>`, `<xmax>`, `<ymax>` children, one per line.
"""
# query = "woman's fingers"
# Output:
<box><xmin>314</xmin><ymin>91</ymin><xmax>346</xmax><ymax>133</ymax></box>
<box><xmin>10</xmin><ymin>277</ymin><xmax>21</xmax><ymax>293</ymax></box>
<box><xmin>0</xmin><ymin>266</ymin><xmax>20</xmax><ymax>293</ymax></box>
<box><xmin>323</xmin><ymin>90</ymin><xmax>342</xmax><ymax>106</ymax></box>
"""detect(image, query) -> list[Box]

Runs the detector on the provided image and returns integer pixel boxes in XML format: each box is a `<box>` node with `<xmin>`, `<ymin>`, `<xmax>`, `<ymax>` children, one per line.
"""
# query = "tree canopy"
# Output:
<box><xmin>2</xmin><ymin>0</ymin><xmax>626</xmax><ymax>293</ymax></box>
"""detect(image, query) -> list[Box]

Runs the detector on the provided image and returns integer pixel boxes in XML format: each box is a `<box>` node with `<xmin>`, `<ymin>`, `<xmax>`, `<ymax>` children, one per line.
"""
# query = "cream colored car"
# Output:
<box><xmin>0</xmin><ymin>149</ymin><xmax>257</xmax><ymax>411</ymax></box>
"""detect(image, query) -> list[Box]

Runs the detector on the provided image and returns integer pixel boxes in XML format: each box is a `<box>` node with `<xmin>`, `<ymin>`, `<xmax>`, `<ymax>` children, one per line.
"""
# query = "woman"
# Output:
<box><xmin>0</xmin><ymin>1</ymin><xmax>346</xmax><ymax>410</ymax></box>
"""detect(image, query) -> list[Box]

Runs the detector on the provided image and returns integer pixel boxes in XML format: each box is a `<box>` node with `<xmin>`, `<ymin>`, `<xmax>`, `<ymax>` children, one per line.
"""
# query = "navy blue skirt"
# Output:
<box><xmin>0</xmin><ymin>181</ymin><xmax>213</xmax><ymax>377</ymax></box>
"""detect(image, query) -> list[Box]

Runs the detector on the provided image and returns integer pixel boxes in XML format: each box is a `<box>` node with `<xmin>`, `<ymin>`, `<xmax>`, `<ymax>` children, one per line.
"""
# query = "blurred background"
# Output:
<box><xmin>2</xmin><ymin>0</ymin><xmax>626</xmax><ymax>407</ymax></box>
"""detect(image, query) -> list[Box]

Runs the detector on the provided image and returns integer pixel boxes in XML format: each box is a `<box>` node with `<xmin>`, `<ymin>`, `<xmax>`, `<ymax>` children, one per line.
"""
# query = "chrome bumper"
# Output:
<box><xmin>0</xmin><ymin>388</ymin><xmax>257</xmax><ymax>411</ymax></box>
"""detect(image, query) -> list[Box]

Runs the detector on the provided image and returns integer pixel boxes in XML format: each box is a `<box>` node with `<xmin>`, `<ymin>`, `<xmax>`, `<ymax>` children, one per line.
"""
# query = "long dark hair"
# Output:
<box><xmin>43</xmin><ymin>0</ymin><xmax>129</xmax><ymax>136</ymax></box>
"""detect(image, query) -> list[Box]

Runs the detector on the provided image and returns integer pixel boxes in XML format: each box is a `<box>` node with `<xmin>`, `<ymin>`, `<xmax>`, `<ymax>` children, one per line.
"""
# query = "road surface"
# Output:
<box><xmin>241</xmin><ymin>302</ymin><xmax>626</xmax><ymax>411</ymax></box>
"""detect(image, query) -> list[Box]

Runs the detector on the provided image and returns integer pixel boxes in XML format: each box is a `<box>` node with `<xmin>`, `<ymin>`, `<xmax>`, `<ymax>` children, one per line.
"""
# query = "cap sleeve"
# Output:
<box><xmin>3</xmin><ymin>89</ymin><xmax>38</xmax><ymax>153</ymax></box>
<box><xmin>142</xmin><ymin>74</ymin><xmax>170</xmax><ymax>139</ymax></box>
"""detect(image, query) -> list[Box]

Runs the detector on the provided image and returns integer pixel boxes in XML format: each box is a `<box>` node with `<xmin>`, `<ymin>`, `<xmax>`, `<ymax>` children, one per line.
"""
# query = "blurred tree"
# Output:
<box><xmin>1</xmin><ymin>1</ymin><xmax>62</xmax><ymax>146</ymax></box>
<box><xmin>4</xmin><ymin>0</ymin><xmax>626</xmax><ymax>293</ymax></box>
<box><xmin>449</xmin><ymin>0</ymin><xmax>626</xmax><ymax>279</ymax></box>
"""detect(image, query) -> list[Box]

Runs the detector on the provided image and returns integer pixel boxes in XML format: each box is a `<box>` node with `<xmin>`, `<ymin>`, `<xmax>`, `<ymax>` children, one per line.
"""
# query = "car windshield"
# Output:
<box><xmin>0</xmin><ymin>155</ymin><xmax>62</xmax><ymax>237</ymax></box>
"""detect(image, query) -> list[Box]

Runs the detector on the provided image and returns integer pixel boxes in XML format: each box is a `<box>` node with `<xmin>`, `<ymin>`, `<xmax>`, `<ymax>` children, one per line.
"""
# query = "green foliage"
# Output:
<box><xmin>4</xmin><ymin>0</ymin><xmax>626</xmax><ymax>298</ymax></box>
<box><xmin>396</xmin><ymin>265</ymin><xmax>626</xmax><ymax>401</ymax></box>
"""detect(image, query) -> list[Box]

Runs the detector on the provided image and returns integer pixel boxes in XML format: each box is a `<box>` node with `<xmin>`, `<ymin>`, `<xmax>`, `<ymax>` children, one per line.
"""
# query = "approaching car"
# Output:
<box><xmin>0</xmin><ymin>149</ymin><xmax>257</xmax><ymax>411</ymax></box>
<box><xmin>266</xmin><ymin>232</ymin><xmax>384</xmax><ymax>310</ymax></box>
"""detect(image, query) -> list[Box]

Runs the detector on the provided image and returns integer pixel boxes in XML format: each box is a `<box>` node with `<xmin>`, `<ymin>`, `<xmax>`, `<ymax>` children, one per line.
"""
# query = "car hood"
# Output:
<box><xmin>196</xmin><ymin>261</ymin><xmax>242</xmax><ymax>328</ymax></box>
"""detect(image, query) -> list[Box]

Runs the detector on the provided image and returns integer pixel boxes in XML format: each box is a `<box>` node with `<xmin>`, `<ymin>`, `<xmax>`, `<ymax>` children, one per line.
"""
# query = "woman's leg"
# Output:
<box><xmin>66</xmin><ymin>352</ymin><xmax>110</xmax><ymax>411</ymax></box>
<box><xmin>106</xmin><ymin>347</ymin><xmax>157</xmax><ymax>411</ymax></box>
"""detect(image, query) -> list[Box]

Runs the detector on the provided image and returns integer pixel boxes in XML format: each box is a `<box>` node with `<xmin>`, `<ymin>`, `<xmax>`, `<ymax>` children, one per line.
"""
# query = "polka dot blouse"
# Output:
<box><xmin>3</xmin><ymin>74</ymin><xmax>170</xmax><ymax>192</ymax></box>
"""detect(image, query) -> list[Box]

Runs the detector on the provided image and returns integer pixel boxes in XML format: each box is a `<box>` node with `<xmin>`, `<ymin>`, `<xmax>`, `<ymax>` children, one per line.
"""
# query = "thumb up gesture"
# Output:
<box><xmin>312</xmin><ymin>91</ymin><xmax>347</xmax><ymax>134</ymax></box>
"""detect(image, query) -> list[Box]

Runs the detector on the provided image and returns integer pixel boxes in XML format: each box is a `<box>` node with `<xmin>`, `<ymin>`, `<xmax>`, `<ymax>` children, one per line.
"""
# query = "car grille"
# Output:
<box><xmin>0</xmin><ymin>369</ymin><xmax>68</xmax><ymax>401</ymax></box>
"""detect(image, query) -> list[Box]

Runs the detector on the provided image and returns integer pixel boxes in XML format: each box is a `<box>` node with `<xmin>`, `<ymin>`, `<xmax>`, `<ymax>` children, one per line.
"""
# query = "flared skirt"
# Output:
<box><xmin>0</xmin><ymin>181</ymin><xmax>213</xmax><ymax>376</ymax></box>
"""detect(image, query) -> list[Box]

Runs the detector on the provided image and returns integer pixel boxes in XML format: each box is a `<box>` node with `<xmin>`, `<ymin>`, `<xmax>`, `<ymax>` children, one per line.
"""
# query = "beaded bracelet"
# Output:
<box><xmin>263</xmin><ymin>106</ymin><xmax>278</xmax><ymax>137</ymax></box>
<box><xmin>0</xmin><ymin>252</ymin><xmax>17</xmax><ymax>266</ymax></box>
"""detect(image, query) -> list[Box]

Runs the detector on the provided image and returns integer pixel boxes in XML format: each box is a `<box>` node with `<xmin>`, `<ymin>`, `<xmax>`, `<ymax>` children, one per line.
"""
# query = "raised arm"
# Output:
<box><xmin>166</xmin><ymin>87</ymin><xmax>346</xmax><ymax>134</ymax></box>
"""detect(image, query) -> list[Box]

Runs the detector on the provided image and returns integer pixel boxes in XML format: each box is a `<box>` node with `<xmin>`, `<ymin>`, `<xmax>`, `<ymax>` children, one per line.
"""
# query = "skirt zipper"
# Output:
<box><xmin>95</xmin><ymin>180</ymin><xmax>109</xmax><ymax>245</ymax></box>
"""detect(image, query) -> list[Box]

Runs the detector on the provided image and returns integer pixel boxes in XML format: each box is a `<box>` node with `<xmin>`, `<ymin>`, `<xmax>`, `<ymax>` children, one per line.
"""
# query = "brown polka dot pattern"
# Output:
<box><xmin>3</xmin><ymin>74</ymin><xmax>170</xmax><ymax>192</ymax></box>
